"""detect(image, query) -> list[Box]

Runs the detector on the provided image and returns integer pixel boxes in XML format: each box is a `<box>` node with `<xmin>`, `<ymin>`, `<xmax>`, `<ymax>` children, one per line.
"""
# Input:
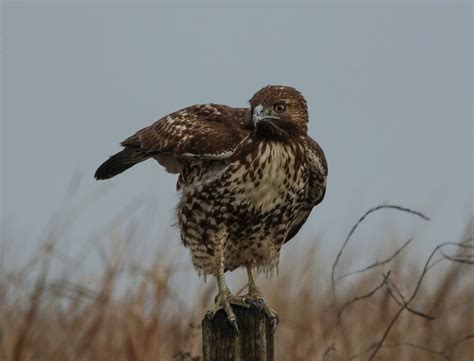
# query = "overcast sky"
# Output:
<box><xmin>1</xmin><ymin>2</ymin><xmax>472</xmax><ymax>278</ymax></box>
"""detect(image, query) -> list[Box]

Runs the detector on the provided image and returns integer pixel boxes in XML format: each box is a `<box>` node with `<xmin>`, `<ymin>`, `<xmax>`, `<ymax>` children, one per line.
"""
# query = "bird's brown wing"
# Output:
<box><xmin>122</xmin><ymin>104</ymin><xmax>250</xmax><ymax>161</ymax></box>
<box><xmin>283</xmin><ymin>136</ymin><xmax>327</xmax><ymax>244</ymax></box>
<box><xmin>95</xmin><ymin>104</ymin><xmax>250</xmax><ymax>180</ymax></box>
<box><xmin>304</xmin><ymin>136</ymin><xmax>328</xmax><ymax>208</ymax></box>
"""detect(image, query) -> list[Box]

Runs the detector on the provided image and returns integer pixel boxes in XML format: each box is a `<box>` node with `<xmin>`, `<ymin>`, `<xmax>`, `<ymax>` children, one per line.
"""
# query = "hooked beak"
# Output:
<box><xmin>252</xmin><ymin>104</ymin><xmax>279</xmax><ymax>127</ymax></box>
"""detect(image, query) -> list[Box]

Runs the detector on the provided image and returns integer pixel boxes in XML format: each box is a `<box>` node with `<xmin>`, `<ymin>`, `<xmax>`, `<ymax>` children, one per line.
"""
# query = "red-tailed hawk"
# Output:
<box><xmin>95</xmin><ymin>85</ymin><xmax>327</xmax><ymax>331</ymax></box>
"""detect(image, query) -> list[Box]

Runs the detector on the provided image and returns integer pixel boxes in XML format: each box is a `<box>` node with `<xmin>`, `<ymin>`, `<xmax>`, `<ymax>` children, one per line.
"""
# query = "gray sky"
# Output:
<box><xmin>1</xmin><ymin>2</ymin><xmax>472</xmax><ymax>276</ymax></box>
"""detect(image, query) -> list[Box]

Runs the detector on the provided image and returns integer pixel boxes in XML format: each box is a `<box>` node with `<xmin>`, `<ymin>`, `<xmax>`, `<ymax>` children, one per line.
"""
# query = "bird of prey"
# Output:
<box><xmin>95</xmin><ymin>85</ymin><xmax>327</xmax><ymax>331</ymax></box>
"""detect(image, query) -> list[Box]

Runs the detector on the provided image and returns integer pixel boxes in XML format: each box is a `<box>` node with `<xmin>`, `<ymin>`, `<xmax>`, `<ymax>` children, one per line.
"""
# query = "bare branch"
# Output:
<box><xmin>331</xmin><ymin>204</ymin><xmax>429</xmax><ymax>357</ymax></box>
<box><xmin>338</xmin><ymin>272</ymin><xmax>390</xmax><ymax>321</ymax></box>
<box><xmin>448</xmin><ymin>333</ymin><xmax>474</xmax><ymax>349</ymax></box>
<box><xmin>439</xmin><ymin>247</ymin><xmax>474</xmax><ymax>265</ymax></box>
<box><xmin>368</xmin><ymin>241</ymin><xmax>469</xmax><ymax>360</ymax></box>
<box><xmin>337</xmin><ymin>238</ymin><xmax>413</xmax><ymax>281</ymax></box>
<box><xmin>321</xmin><ymin>344</ymin><xmax>336</xmax><ymax>360</ymax></box>
<box><xmin>422</xmin><ymin>240</ymin><xmax>472</xmax><ymax>272</ymax></box>
<box><xmin>332</xmin><ymin>204</ymin><xmax>429</xmax><ymax>284</ymax></box>
<box><xmin>349</xmin><ymin>342</ymin><xmax>378</xmax><ymax>360</ymax></box>
<box><xmin>385</xmin><ymin>279</ymin><xmax>435</xmax><ymax>320</ymax></box>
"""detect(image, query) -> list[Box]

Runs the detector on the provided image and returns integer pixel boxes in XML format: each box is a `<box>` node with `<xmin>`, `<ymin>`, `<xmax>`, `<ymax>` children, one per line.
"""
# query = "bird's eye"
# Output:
<box><xmin>273</xmin><ymin>103</ymin><xmax>286</xmax><ymax>113</ymax></box>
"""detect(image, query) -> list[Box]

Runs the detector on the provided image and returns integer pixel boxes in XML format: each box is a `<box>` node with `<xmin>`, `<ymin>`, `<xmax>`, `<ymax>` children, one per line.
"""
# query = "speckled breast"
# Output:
<box><xmin>178</xmin><ymin>138</ymin><xmax>309</xmax><ymax>272</ymax></box>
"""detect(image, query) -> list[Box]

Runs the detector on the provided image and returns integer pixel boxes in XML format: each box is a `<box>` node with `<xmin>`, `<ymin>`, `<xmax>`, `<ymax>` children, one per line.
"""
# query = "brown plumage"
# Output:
<box><xmin>95</xmin><ymin>85</ymin><xmax>327</xmax><ymax>330</ymax></box>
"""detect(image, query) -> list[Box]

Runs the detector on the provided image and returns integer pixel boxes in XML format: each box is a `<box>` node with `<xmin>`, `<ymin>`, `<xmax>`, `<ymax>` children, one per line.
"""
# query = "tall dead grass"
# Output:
<box><xmin>0</xmin><ymin>205</ymin><xmax>472</xmax><ymax>360</ymax></box>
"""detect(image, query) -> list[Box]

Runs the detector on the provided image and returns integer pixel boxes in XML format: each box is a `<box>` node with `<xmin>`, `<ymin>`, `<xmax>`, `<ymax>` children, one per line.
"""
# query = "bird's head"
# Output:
<box><xmin>249</xmin><ymin>85</ymin><xmax>309</xmax><ymax>139</ymax></box>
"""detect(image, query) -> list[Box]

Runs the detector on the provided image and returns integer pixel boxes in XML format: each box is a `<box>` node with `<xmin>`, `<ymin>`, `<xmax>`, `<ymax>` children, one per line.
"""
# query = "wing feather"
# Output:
<box><xmin>122</xmin><ymin>104</ymin><xmax>250</xmax><ymax>163</ymax></box>
<box><xmin>304</xmin><ymin>136</ymin><xmax>328</xmax><ymax>208</ymax></box>
<box><xmin>283</xmin><ymin>136</ymin><xmax>327</xmax><ymax>244</ymax></box>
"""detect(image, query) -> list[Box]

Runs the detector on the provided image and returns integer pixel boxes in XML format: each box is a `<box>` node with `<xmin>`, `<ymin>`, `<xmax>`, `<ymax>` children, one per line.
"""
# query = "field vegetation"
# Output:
<box><xmin>1</xmin><ymin>204</ymin><xmax>472</xmax><ymax>360</ymax></box>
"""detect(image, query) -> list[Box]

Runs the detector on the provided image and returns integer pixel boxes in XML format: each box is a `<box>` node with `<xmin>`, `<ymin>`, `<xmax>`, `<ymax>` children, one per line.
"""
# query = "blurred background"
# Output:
<box><xmin>1</xmin><ymin>2</ymin><xmax>472</xmax><ymax>360</ymax></box>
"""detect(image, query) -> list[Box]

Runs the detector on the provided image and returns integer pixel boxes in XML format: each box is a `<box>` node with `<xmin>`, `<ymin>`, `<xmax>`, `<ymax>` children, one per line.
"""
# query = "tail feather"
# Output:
<box><xmin>95</xmin><ymin>147</ymin><xmax>150</xmax><ymax>180</ymax></box>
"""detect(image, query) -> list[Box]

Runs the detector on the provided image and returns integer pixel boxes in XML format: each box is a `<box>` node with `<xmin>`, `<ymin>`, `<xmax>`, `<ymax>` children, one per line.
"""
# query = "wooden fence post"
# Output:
<box><xmin>202</xmin><ymin>305</ymin><xmax>275</xmax><ymax>361</ymax></box>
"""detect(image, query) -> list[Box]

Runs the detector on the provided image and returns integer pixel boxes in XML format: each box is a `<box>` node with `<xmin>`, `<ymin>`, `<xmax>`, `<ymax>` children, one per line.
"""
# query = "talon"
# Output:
<box><xmin>207</xmin><ymin>291</ymin><xmax>249</xmax><ymax>331</ymax></box>
<box><xmin>246</xmin><ymin>296</ymin><xmax>279</xmax><ymax>333</ymax></box>
<box><xmin>230</xmin><ymin>318</ymin><xmax>240</xmax><ymax>335</ymax></box>
<box><xmin>245</xmin><ymin>266</ymin><xmax>279</xmax><ymax>333</ymax></box>
<box><xmin>247</xmin><ymin>297</ymin><xmax>265</xmax><ymax>311</ymax></box>
<box><xmin>270</xmin><ymin>313</ymin><xmax>279</xmax><ymax>334</ymax></box>
<box><xmin>204</xmin><ymin>310</ymin><xmax>216</xmax><ymax>321</ymax></box>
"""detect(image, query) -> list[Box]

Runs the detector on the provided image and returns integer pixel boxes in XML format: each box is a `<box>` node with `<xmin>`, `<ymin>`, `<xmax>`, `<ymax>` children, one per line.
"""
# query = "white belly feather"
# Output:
<box><xmin>231</xmin><ymin>142</ymin><xmax>301</xmax><ymax>211</ymax></box>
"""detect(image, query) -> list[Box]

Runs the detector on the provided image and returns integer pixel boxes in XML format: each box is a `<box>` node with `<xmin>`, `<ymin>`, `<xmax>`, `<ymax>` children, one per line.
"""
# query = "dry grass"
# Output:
<box><xmin>0</xmin><ymin>205</ymin><xmax>472</xmax><ymax>361</ymax></box>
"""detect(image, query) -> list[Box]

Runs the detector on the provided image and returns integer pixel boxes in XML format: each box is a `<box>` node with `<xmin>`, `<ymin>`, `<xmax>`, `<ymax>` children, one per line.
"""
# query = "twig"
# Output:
<box><xmin>331</xmin><ymin>204</ymin><xmax>429</xmax><ymax>357</ymax></box>
<box><xmin>368</xmin><ymin>241</ymin><xmax>468</xmax><ymax>360</ymax></box>
<box><xmin>337</xmin><ymin>238</ymin><xmax>413</xmax><ymax>281</ymax></box>
<box><xmin>337</xmin><ymin>272</ymin><xmax>391</xmax><ymax>321</ymax></box>
<box><xmin>447</xmin><ymin>333</ymin><xmax>474</xmax><ymax>350</ymax></box>
<box><xmin>422</xmin><ymin>240</ymin><xmax>472</xmax><ymax>272</ymax></box>
<box><xmin>321</xmin><ymin>344</ymin><xmax>336</xmax><ymax>360</ymax></box>
<box><xmin>349</xmin><ymin>342</ymin><xmax>378</xmax><ymax>360</ymax></box>
<box><xmin>439</xmin><ymin>248</ymin><xmax>474</xmax><ymax>265</ymax></box>
<box><xmin>332</xmin><ymin>204</ymin><xmax>429</xmax><ymax>284</ymax></box>
<box><xmin>384</xmin><ymin>279</ymin><xmax>435</xmax><ymax>320</ymax></box>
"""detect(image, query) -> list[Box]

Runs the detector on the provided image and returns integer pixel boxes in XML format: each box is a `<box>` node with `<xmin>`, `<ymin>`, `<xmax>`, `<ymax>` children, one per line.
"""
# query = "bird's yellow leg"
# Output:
<box><xmin>247</xmin><ymin>265</ymin><xmax>263</xmax><ymax>299</ymax></box>
<box><xmin>206</xmin><ymin>261</ymin><xmax>248</xmax><ymax>333</ymax></box>
<box><xmin>246</xmin><ymin>265</ymin><xmax>279</xmax><ymax>332</ymax></box>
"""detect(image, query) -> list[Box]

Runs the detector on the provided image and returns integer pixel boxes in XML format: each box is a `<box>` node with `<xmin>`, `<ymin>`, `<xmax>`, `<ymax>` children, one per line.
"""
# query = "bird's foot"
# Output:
<box><xmin>206</xmin><ymin>292</ymin><xmax>249</xmax><ymax>334</ymax></box>
<box><xmin>244</xmin><ymin>296</ymin><xmax>279</xmax><ymax>334</ymax></box>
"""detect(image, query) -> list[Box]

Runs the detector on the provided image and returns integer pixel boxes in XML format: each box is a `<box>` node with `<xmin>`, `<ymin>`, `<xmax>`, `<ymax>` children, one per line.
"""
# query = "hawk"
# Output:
<box><xmin>95</xmin><ymin>85</ymin><xmax>327</xmax><ymax>331</ymax></box>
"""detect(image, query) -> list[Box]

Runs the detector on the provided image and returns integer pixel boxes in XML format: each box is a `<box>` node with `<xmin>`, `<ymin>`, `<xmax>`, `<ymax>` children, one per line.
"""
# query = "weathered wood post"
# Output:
<box><xmin>202</xmin><ymin>305</ymin><xmax>275</xmax><ymax>361</ymax></box>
